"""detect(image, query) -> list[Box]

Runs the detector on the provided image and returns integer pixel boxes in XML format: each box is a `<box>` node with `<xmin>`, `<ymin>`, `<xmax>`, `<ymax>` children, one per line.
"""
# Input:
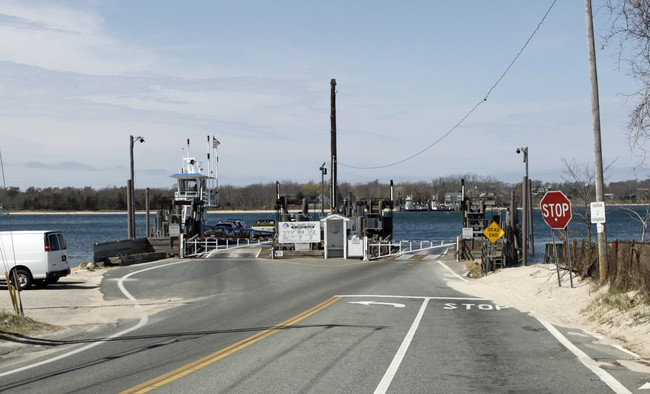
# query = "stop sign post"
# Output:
<box><xmin>539</xmin><ymin>190</ymin><xmax>574</xmax><ymax>288</ymax></box>
<box><xmin>540</xmin><ymin>191</ymin><xmax>572</xmax><ymax>229</ymax></box>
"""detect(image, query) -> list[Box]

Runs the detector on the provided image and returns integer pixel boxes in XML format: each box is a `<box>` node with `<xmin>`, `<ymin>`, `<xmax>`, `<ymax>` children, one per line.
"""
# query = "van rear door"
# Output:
<box><xmin>45</xmin><ymin>232</ymin><xmax>68</xmax><ymax>273</ymax></box>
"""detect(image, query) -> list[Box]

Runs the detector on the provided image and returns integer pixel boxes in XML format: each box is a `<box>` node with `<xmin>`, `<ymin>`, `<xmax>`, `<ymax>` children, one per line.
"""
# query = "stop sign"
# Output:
<box><xmin>540</xmin><ymin>191</ymin><xmax>572</xmax><ymax>229</ymax></box>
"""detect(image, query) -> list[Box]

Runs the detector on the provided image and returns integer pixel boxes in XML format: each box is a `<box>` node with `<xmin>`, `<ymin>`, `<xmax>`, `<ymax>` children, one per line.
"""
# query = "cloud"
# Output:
<box><xmin>25</xmin><ymin>161</ymin><xmax>99</xmax><ymax>171</ymax></box>
<box><xmin>0</xmin><ymin>1</ymin><xmax>155</xmax><ymax>75</ymax></box>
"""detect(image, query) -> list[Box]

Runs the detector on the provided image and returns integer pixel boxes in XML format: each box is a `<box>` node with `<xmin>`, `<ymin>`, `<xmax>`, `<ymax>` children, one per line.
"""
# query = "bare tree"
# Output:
<box><xmin>562</xmin><ymin>158</ymin><xmax>597</xmax><ymax>241</ymax></box>
<box><xmin>602</xmin><ymin>1</ymin><xmax>650</xmax><ymax>164</ymax></box>
<box><xmin>624</xmin><ymin>204</ymin><xmax>650</xmax><ymax>241</ymax></box>
<box><xmin>561</xmin><ymin>158</ymin><xmax>616</xmax><ymax>241</ymax></box>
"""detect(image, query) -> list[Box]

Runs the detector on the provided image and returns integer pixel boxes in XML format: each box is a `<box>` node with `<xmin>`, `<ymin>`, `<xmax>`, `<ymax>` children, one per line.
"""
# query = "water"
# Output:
<box><xmin>1</xmin><ymin>206</ymin><xmax>647</xmax><ymax>268</ymax></box>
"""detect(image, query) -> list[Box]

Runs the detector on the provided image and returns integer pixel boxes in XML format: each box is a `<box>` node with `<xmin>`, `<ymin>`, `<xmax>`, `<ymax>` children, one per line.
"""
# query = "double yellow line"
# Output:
<box><xmin>122</xmin><ymin>296</ymin><xmax>341</xmax><ymax>393</ymax></box>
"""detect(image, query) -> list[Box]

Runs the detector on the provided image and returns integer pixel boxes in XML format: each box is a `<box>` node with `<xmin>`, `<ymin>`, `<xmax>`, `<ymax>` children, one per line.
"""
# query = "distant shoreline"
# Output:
<box><xmin>3</xmin><ymin>209</ymin><xmax>278</xmax><ymax>215</ymax></box>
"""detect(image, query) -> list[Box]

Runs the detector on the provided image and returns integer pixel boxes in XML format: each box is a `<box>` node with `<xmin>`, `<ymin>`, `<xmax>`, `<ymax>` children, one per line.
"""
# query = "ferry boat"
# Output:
<box><xmin>403</xmin><ymin>195</ymin><xmax>429</xmax><ymax>212</ymax></box>
<box><xmin>170</xmin><ymin>137</ymin><xmax>219</xmax><ymax>237</ymax></box>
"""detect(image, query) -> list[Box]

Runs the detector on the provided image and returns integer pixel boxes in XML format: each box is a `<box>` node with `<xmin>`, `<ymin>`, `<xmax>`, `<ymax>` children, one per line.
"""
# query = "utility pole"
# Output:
<box><xmin>585</xmin><ymin>0</ymin><xmax>608</xmax><ymax>284</ymax></box>
<box><xmin>330</xmin><ymin>79</ymin><xmax>337</xmax><ymax>213</ymax></box>
<box><xmin>129</xmin><ymin>135</ymin><xmax>144</xmax><ymax>239</ymax></box>
<box><xmin>517</xmin><ymin>146</ymin><xmax>529</xmax><ymax>265</ymax></box>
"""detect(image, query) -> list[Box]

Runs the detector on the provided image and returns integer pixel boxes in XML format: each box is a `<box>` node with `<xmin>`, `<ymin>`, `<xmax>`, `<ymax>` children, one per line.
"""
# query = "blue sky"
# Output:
<box><xmin>0</xmin><ymin>1</ymin><xmax>643</xmax><ymax>191</ymax></box>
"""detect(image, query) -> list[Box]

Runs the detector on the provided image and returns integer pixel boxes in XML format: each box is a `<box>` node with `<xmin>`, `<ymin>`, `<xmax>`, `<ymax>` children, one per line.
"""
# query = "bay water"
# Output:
<box><xmin>1</xmin><ymin>206</ymin><xmax>647</xmax><ymax>268</ymax></box>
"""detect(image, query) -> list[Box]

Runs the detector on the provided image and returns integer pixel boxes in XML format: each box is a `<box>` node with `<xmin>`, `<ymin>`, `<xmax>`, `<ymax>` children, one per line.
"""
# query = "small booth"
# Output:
<box><xmin>321</xmin><ymin>214</ymin><xmax>350</xmax><ymax>259</ymax></box>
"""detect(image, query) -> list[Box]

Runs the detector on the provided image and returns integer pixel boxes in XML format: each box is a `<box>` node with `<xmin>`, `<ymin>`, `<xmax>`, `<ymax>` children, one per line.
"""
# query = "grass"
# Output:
<box><xmin>1</xmin><ymin>310</ymin><xmax>59</xmax><ymax>339</ymax></box>
<box><xmin>465</xmin><ymin>260</ymin><xmax>485</xmax><ymax>278</ymax></box>
<box><xmin>582</xmin><ymin>286</ymin><xmax>650</xmax><ymax>328</ymax></box>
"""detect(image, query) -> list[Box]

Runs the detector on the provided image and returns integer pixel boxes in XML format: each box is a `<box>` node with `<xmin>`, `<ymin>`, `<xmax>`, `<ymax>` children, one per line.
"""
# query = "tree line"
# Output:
<box><xmin>1</xmin><ymin>174</ymin><xmax>649</xmax><ymax>212</ymax></box>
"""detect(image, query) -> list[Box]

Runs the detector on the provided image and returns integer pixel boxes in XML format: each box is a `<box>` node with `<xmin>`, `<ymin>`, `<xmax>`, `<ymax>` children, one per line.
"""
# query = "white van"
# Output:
<box><xmin>0</xmin><ymin>230</ymin><xmax>71</xmax><ymax>290</ymax></box>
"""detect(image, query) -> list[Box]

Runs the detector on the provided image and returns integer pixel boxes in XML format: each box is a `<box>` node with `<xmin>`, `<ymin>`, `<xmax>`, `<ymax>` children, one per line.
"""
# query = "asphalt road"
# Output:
<box><xmin>0</xmin><ymin>250</ymin><xmax>644</xmax><ymax>393</ymax></box>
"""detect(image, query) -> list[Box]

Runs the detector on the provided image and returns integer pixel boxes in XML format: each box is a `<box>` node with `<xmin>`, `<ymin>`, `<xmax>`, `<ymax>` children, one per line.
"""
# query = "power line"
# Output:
<box><xmin>340</xmin><ymin>0</ymin><xmax>559</xmax><ymax>170</ymax></box>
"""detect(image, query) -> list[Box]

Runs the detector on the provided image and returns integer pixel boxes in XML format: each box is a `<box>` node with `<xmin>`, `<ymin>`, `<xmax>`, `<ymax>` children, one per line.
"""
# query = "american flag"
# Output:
<box><xmin>213</xmin><ymin>137</ymin><xmax>220</xmax><ymax>148</ymax></box>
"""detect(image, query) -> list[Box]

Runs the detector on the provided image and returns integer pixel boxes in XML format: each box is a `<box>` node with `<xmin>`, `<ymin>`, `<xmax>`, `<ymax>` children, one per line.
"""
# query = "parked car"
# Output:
<box><xmin>0</xmin><ymin>230</ymin><xmax>71</xmax><ymax>290</ymax></box>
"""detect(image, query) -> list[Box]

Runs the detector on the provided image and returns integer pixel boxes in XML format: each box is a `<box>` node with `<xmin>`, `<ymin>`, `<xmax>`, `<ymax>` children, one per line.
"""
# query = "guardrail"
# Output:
<box><xmin>368</xmin><ymin>240</ymin><xmax>456</xmax><ymax>260</ymax></box>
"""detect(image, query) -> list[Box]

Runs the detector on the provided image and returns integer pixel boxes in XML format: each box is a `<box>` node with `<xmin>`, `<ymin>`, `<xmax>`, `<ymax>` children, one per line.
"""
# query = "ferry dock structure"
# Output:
<box><xmin>94</xmin><ymin>81</ymin><xmax>527</xmax><ymax>270</ymax></box>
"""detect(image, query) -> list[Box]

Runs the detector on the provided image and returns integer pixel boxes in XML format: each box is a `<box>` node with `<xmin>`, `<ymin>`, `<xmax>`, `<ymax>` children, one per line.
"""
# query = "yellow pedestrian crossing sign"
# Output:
<box><xmin>483</xmin><ymin>221</ymin><xmax>504</xmax><ymax>244</ymax></box>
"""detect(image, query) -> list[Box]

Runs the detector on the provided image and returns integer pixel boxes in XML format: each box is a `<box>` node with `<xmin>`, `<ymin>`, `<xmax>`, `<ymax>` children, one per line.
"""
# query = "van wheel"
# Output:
<box><xmin>34</xmin><ymin>279</ymin><xmax>49</xmax><ymax>289</ymax></box>
<box><xmin>11</xmin><ymin>269</ymin><xmax>33</xmax><ymax>290</ymax></box>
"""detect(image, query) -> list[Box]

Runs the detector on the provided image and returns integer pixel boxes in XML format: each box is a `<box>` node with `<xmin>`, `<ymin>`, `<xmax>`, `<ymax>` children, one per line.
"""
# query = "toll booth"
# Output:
<box><xmin>321</xmin><ymin>214</ymin><xmax>350</xmax><ymax>259</ymax></box>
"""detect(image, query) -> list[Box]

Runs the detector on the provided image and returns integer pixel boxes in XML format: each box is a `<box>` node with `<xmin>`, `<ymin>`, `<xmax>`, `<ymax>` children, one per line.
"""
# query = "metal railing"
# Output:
<box><xmin>184</xmin><ymin>235</ymin><xmax>272</xmax><ymax>257</ymax></box>
<box><xmin>368</xmin><ymin>240</ymin><xmax>455</xmax><ymax>260</ymax></box>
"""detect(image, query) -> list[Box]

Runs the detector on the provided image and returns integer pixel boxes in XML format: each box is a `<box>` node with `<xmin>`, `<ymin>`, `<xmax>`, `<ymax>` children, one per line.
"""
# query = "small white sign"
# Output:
<box><xmin>169</xmin><ymin>224</ymin><xmax>180</xmax><ymax>237</ymax></box>
<box><xmin>462</xmin><ymin>227</ymin><xmax>474</xmax><ymax>239</ymax></box>
<box><xmin>278</xmin><ymin>221</ymin><xmax>321</xmax><ymax>244</ymax></box>
<box><xmin>590</xmin><ymin>201</ymin><xmax>606</xmax><ymax>224</ymax></box>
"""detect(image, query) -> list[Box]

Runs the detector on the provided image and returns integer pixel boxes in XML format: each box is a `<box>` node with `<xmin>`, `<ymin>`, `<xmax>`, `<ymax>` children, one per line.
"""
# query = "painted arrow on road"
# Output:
<box><xmin>349</xmin><ymin>301</ymin><xmax>405</xmax><ymax>308</ymax></box>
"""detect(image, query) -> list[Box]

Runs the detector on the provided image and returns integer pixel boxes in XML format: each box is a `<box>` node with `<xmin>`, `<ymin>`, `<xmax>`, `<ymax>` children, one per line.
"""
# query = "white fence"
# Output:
<box><xmin>184</xmin><ymin>235</ymin><xmax>271</xmax><ymax>257</ymax></box>
<box><xmin>368</xmin><ymin>240</ymin><xmax>455</xmax><ymax>260</ymax></box>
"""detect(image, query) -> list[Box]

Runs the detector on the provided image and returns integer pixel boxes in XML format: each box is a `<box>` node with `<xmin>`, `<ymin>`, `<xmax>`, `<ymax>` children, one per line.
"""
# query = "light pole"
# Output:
<box><xmin>130</xmin><ymin>135</ymin><xmax>145</xmax><ymax>239</ymax></box>
<box><xmin>516</xmin><ymin>146</ymin><xmax>529</xmax><ymax>265</ymax></box>
<box><xmin>319</xmin><ymin>162</ymin><xmax>327</xmax><ymax>218</ymax></box>
<box><xmin>516</xmin><ymin>147</ymin><xmax>528</xmax><ymax>178</ymax></box>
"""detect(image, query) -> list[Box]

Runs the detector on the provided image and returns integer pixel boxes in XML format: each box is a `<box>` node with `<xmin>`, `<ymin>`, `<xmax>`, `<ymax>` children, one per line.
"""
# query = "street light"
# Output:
<box><xmin>129</xmin><ymin>135</ymin><xmax>145</xmax><ymax>239</ymax></box>
<box><xmin>319</xmin><ymin>162</ymin><xmax>327</xmax><ymax>218</ymax></box>
<box><xmin>516</xmin><ymin>147</ymin><xmax>528</xmax><ymax>178</ymax></box>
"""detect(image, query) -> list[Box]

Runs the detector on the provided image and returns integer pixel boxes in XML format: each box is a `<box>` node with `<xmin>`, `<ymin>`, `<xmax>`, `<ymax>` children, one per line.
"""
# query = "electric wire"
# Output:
<box><xmin>339</xmin><ymin>0</ymin><xmax>559</xmax><ymax>170</ymax></box>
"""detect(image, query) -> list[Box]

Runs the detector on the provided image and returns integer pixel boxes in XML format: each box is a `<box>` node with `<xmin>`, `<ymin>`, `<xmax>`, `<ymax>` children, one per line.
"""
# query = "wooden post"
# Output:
<box><xmin>146</xmin><ymin>187</ymin><xmax>150</xmax><ymax>238</ymax></box>
<box><xmin>127</xmin><ymin>179</ymin><xmax>133</xmax><ymax>239</ymax></box>
<box><xmin>528</xmin><ymin>178</ymin><xmax>534</xmax><ymax>255</ymax></box>
<box><xmin>522</xmin><ymin>176</ymin><xmax>528</xmax><ymax>266</ymax></box>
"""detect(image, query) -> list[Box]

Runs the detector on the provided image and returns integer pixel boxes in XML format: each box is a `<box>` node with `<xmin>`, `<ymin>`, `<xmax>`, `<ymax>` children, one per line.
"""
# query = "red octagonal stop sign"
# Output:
<box><xmin>540</xmin><ymin>191</ymin><xmax>572</xmax><ymax>229</ymax></box>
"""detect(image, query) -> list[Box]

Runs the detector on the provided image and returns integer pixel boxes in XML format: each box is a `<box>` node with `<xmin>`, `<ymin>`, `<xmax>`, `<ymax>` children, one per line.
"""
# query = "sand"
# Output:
<box><xmin>447</xmin><ymin>261</ymin><xmax>650</xmax><ymax>359</ymax></box>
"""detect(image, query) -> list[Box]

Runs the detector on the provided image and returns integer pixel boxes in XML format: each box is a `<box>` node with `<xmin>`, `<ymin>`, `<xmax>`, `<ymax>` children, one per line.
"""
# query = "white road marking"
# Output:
<box><xmin>580</xmin><ymin>328</ymin><xmax>641</xmax><ymax>359</ymax></box>
<box><xmin>348</xmin><ymin>301</ymin><xmax>405</xmax><ymax>308</ymax></box>
<box><xmin>0</xmin><ymin>259</ymin><xmax>192</xmax><ymax>378</ymax></box>
<box><xmin>536</xmin><ymin>318</ymin><xmax>632</xmax><ymax>394</ymax></box>
<box><xmin>374</xmin><ymin>298</ymin><xmax>429</xmax><ymax>394</ymax></box>
<box><xmin>437</xmin><ymin>260</ymin><xmax>468</xmax><ymax>282</ymax></box>
<box><xmin>337</xmin><ymin>294</ymin><xmax>487</xmax><ymax>301</ymax></box>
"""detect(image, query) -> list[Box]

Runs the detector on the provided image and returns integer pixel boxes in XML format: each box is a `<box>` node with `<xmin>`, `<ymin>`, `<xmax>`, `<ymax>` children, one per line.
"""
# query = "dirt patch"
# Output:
<box><xmin>1</xmin><ymin>312</ymin><xmax>59</xmax><ymax>339</ymax></box>
<box><xmin>0</xmin><ymin>265</ymin><xmax>124</xmax><ymax>342</ymax></box>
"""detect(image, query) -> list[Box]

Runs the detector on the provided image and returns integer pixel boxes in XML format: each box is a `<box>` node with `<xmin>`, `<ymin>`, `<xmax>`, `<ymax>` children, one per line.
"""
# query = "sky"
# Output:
<box><xmin>0</xmin><ymin>0</ymin><xmax>645</xmax><ymax>192</ymax></box>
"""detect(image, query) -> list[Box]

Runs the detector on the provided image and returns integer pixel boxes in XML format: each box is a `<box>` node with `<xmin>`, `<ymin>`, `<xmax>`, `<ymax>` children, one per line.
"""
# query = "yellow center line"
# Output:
<box><xmin>121</xmin><ymin>296</ymin><xmax>341</xmax><ymax>394</ymax></box>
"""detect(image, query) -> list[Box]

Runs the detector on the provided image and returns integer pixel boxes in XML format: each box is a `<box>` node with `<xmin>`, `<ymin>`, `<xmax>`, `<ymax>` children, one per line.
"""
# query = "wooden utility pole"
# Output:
<box><xmin>528</xmin><ymin>178</ymin><xmax>534</xmax><ymax>255</ymax></box>
<box><xmin>522</xmin><ymin>176</ymin><xmax>528</xmax><ymax>266</ymax></box>
<box><xmin>127</xmin><ymin>179</ymin><xmax>133</xmax><ymax>239</ymax></box>
<box><xmin>585</xmin><ymin>0</ymin><xmax>608</xmax><ymax>284</ymax></box>
<box><xmin>330</xmin><ymin>79</ymin><xmax>337</xmax><ymax>213</ymax></box>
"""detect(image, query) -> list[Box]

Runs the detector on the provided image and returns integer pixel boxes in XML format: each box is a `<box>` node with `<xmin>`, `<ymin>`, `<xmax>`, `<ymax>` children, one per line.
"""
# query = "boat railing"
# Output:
<box><xmin>367</xmin><ymin>239</ymin><xmax>456</xmax><ymax>260</ymax></box>
<box><xmin>174</xmin><ymin>190</ymin><xmax>205</xmax><ymax>201</ymax></box>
